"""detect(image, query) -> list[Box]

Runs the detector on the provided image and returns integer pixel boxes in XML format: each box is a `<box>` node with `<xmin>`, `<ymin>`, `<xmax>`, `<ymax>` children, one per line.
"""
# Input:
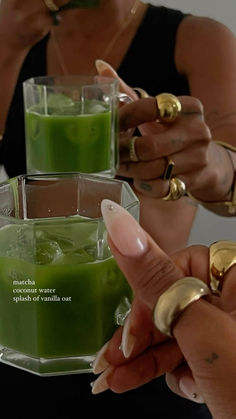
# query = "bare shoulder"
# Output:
<box><xmin>175</xmin><ymin>15</ymin><xmax>236</xmax><ymax>75</ymax></box>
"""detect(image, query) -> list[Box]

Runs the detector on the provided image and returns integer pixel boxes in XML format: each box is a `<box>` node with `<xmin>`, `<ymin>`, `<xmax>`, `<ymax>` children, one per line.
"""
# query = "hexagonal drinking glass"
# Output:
<box><xmin>0</xmin><ymin>173</ymin><xmax>139</xmax><ymax>376</ymax></box>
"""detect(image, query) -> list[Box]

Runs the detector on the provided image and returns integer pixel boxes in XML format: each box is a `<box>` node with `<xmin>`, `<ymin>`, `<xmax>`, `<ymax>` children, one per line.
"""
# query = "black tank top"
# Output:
<box><xmin>1</xmin><ymin>5</ymin><xmax>189</xmax><ymax>178</ymax></box>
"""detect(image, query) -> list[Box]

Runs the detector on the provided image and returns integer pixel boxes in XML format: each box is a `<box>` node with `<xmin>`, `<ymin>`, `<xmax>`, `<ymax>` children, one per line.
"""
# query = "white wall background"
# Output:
<box><xmin>146</xmin><ymin>0</ymin><xmax>236</xmax><ymax>34</ymax></box>
<box><xmin>1</xmin><ymin>0</ymin><xmax>236</xmax><ymax>245</ymax></box>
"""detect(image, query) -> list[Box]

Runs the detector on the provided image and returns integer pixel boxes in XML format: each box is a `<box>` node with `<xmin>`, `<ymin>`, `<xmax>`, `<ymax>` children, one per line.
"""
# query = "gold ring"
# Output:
<box><xmin>44</xmin><ymin>0</ymin><xmax>59</xmax><ymax>12</ymax></box>
<box><xmin>162</xmin><ymin>157</ymin><xmax>175</xmax><ymax>180</ymax></box>
<box><xmin>153</xmin><ymin>277</ymin><xmax>210</xmax><ymax>337</ymax></box>
<box><xmin>128</xmin><ymin>136</ymin><xmax>139</xmax><ymax>162</ymax></box>
<box><xmin>162</xmin><ymin>177</ymin><xmax>186</xmax><ymax>201</ymax></box>
<box><xmin>156</xmin><ymin>93</ymin><xmax>182</xmax><ymax>124</ymax></box>
<box><xmin>133</xmin><ymin>87</ymin><xmax>149</xmax><ymax>98</ymax></box>
<box><xmin>209</xmin><ymin>240</ymin><xmax>236</xmax><ymax>295</ymax></box>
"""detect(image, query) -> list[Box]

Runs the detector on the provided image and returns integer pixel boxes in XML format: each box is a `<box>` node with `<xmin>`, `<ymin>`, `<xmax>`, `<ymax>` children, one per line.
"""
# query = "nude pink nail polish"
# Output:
<box><xmin>101</xmin><ymin>199</ymin><xmax>148</xmax><ymax>257</ymax></box>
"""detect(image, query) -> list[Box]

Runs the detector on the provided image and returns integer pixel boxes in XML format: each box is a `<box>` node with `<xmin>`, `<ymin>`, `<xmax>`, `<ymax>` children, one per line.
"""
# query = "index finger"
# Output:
<box><xmin>119</xmin><ymin>96</ymin><xmax>204</xmax><ymax>132</ymax></box>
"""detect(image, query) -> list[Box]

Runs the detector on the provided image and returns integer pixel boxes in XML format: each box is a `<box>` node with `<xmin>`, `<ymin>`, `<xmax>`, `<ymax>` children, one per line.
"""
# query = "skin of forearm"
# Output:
<box><xmin>191</xmin><ymin>140</ymin><xmax>235</xmax><ymax>203</ymax></box>
<box><xmin>213</xmin><ymin>144</ymin><xmax>236</xmax><ymax>201</ymax></box>
<box><xmin>211</xmin><ymin>141</ymin><xmax>236</xmax><ymax>202</ymax></box>
<box><xmin>0</xmin><ymin>44</ymin><xmax>29</xmax><ymax>133</ymax></box>
<box><xmin>173</xmin><ymin>299</ymin><xmax>236</xmax><ymax>418</ymax></box>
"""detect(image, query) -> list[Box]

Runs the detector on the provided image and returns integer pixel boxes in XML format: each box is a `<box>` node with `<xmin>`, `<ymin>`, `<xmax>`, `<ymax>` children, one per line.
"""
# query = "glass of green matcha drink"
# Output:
<box><xmin>0</xmin><ymin>173</ymin><xmax>139</xmax><ymax>376</ymax></box>
<box><xmin>23</xmin><ymin>75</ymin><xmax>121</xmax><ymax>177</ymax></box>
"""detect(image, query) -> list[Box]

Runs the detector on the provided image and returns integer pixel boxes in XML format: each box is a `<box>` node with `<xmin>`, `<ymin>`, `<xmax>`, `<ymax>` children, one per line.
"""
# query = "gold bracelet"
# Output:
<box><xmin>153</xmin><ymin>277</ymin><xmax>210</xmax><ymax>337</ymax></box>
<box><xmin>187</xmin><ymin>141</ymin><xmax>236</xmax><ymax>216</ymax></box>
<box><xmin>215</xmin><ymin>141</ymin><xmax>236</xmax><ymax>153</ymax></box>
<box><xmin>209</xmin><ymin>240</ymin><xmax>236</xmax><ymax>294</ymax></box>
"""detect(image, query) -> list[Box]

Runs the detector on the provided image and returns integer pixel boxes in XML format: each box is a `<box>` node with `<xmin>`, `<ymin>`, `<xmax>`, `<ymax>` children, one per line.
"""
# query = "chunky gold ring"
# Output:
<box><xmin>156</xmin><ymin>93</ymin><xmax>182</xmax><ymax>124</ymax></box>
<box><xmin>153</xmin><ymin>277</ymin><xmax>210</xmax><ymax>337</ymax></box>
<box><xmin>44</xmin><ymin>0</ymin><xmax>59</xmax><ymax>12</ymax></box>
<box><xmin>128</xmin><ymin>136</ymin><xmax>139</xmax><ymax>162</ymax></box>
<box><xmin>133</xmin><ymin>87</ymin><xmax>149</xmax><ymax>98</ymax></box>
<box><xmin>162</xmin><ymin>177</ymin><xmax>186</xmax><ymax>201</ymax></box>
<box><xmin>209</xmin><ymin>240</ymin><xmax>236</xmax><ymax>295</ymax></box>
<box><xmin>162</xmin><ymin>157</ymin><xmax>175</xmax><ymax>180</ymax></box>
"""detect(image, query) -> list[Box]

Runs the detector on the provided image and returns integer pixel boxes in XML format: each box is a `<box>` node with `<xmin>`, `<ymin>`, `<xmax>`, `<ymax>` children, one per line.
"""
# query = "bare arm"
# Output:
<box><xmin>176</xmin><ymin>16</ymin><xmax>236</xmax><ymax>204</ymax></box>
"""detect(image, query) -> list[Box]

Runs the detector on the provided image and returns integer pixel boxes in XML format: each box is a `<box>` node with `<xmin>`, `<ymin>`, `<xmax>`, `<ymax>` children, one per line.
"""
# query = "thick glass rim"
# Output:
<box><xmin>23</xmin><ymin>75</ymin><xmax>119</xmax><ymax>89</ymax></box>
<box><xmin>0</xmin><ymin>172</ymin><xmax>139</xmax><ymax>223</ymax></box>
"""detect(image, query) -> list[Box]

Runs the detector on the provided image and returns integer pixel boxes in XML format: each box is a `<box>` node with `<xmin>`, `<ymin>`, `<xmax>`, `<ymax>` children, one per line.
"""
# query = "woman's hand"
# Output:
<box><xmin>91</xmin><ymin>199</ymin><xmax>236</xmax><ymax>419</ymax></box>
<box><xmin>0</xmin><ymin>0</ymin><xmax>70</xmax><ymax>51</ymax></box>
<box><xmin>96</xmin><ymin>60</ymin><xmax>234</xmax><ymax>203</ymax></box>
<box><xmin>119</xmin><ymin>97</ymin><xmax>236</xmax><ymax>203</ymax></box>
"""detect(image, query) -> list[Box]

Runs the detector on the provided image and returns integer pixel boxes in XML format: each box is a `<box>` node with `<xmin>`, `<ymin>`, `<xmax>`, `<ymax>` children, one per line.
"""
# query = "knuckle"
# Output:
<box><xmin>192</xmin><ymin>97</ymin><xmax>204</xmax><ymax>114</ymax></box>
<box><xmin>181</xmin><ymin>96</ymin><xmax>204</xmax><ymax>115</ymax></box>
<box><xmin>188</xmin><ymin>121</ymin><xmax>212</xmax><ymax>144</ymax></box>
<box><xmin>136</xmin><ymin>251</ymin><xmax>176</xmax><ymax>299</ymax></box>
<box><xmin>196</xmin><ymin>148</ymin><xmax>209</xmax><ymax>169</ymax></box>
<box><xmin>199</xmin><ymin>122</ymin><xmax>212</xmax><ymax>141</ymax></box>
<box><xmin>141</xmin><ymin>136</ymin><xmax>160</xmax><ymax>157</ymax></box>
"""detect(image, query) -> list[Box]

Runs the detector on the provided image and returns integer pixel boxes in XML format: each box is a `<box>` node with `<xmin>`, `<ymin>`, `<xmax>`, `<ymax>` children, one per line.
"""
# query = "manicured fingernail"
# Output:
<box><xmin>101</xmin><ymin>199</ymin><xmax>148</xmax><ymax>257</ymax></box>
<box><xmin>91</xmin><ymin>366</ymin><xmax>114</xmax><ymax>395</ymax></box>
<box><xmin>120</xmin><ymin>314</ymin><xmax>136</xmax><ymax>358</ymax></box>
<box><xmin>93</xmin><ymin>342</ymin><xmax>110</xmax><ymax>374</ymax></box>
<box><xmin>95</xmin><ymin>59</ymin><xmax>117</xmax><ymax>74</ymax></box>
<box><xmin>179</xmin><ymin>377</ymin><xmax>205</xmax><ymax>404</ymax></box>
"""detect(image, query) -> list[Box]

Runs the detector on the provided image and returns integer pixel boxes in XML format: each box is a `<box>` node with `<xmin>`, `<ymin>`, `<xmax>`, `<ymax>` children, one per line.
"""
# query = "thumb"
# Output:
<box><xmin>101</xmin><ymin>199</ymin><xmax>183</xmax><ymax>309</ymax></box>
<box><xmin>95</xmin><ymin>59</ymin><xmax>138</xmax><ymax>100</ymax></box>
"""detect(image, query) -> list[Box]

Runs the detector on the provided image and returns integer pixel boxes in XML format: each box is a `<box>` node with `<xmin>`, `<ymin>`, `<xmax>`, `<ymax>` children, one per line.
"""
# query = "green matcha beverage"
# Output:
<box><xmin>0</xmin><ymin>173</ymin><xmax>139</xmax><ymax>376</ymax></box>
<box><xmin>23</xmin><ymin>75</ymin><xmax>119</xmax><ymax>177</ymax></box>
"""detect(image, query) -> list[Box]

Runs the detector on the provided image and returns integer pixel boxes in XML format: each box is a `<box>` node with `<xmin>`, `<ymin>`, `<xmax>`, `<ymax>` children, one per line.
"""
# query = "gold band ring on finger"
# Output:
<box><xmin>153</xmin><ymin>277</ymin><xmax>210</xmax><ymax>337</ymax></box>
<box><xmin>162</xmin><ymin>157</ymin><xmax>175</xmax><ymax>180</ymax></box>
<box><xmin>162</xmin><ymin>177</ymin><xmax>186</xmax><ymax>201</ymax></box>
<box><xmin>44</xmin><ymin>0</ymin><xmax>59</xmax><ymax>12</ymax></box>
<box><xmin>156</xmin><ymin>93</ymin><xmax>182</xmax><ymax>124</ymax></box>
<box><xmin>209</xmin><ymin>240</ymin><xmax>236</xmax><ymax>295</ymax></box>
<box><xmin>128</xmin><ymin>136</ymin><xmax>139</xmax><ymax>162</ymax></box>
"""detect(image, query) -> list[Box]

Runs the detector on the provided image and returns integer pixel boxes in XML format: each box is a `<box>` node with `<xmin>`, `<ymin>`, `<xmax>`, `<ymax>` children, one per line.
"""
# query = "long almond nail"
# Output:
<box><xmin>93</xmin><ymin>342</ymin><xmax>110</xmax><ymax>374</ymax></box>
<box><xmin>91</xmin><ymin>366</ymin><xmax>114</xmax><ymax>395</ymax></box>
<box><xmin>121</xmin><ymin>314</ymin><xmax>136</xmax><ymax>358</ymax></box>
<box><xmin>101</xmin><ymin>199</ymin><xmax>148</xmax><ymax>257</ymax></box>
<box><xmin>179</xmin><ymin>377</ymin><xmax>205</xmax><ymax>404</ymax></box>
<box><xmin>95</xmin><ymin>59</ymin><xmax>117</xmax><ymax>75</ymax></box>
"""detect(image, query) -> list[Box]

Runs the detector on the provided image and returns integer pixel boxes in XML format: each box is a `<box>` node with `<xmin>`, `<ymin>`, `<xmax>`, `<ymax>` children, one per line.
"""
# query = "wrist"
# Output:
<box><xmin>188</xmin><ymin>141</ymin><xmax>236</xmax><ymax>215</ymax></box>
